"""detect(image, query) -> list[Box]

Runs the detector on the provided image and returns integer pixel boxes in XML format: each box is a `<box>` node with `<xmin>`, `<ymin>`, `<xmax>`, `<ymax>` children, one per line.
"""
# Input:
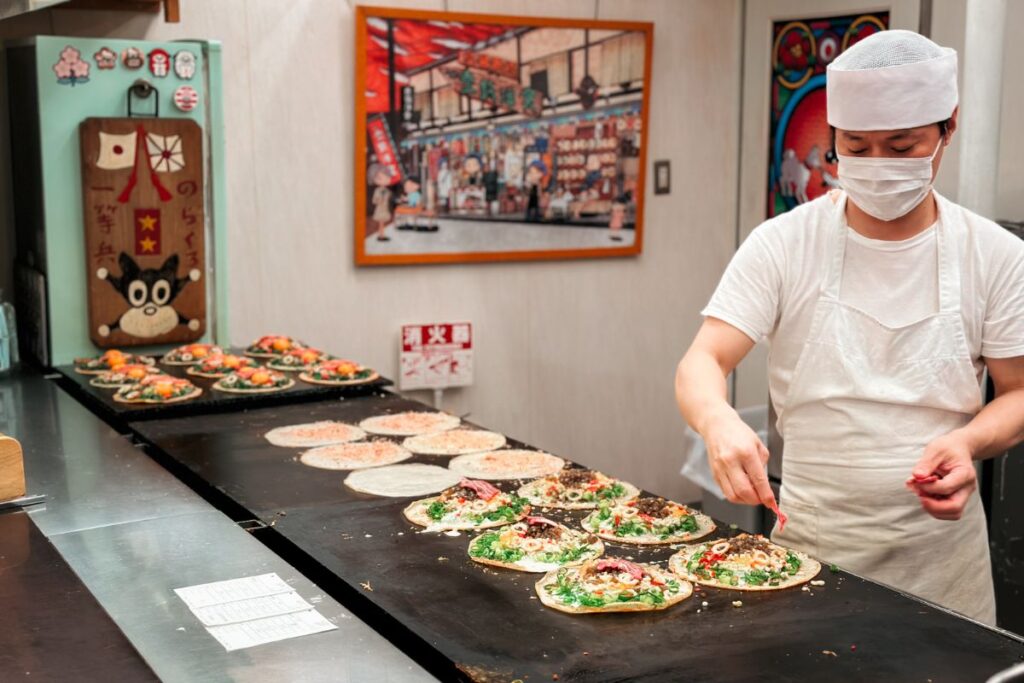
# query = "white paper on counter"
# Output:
<box><xmin>191</xmin><ymin>590</ymin><xmax>314</xmax><ymax>627</ymax></box>
<box><xmin>174</xmin><ymin>572</ymin><xmax>336</xmax><ymax>651</ymax></box>
<box><xmin>205</xmin><ymin>609</ymin><xmax>337</xmax><ymax>652</ymax></box>
<box><xmin>174</xmin><ymin>572</ymin><xmax>293</xmax><ymax>610</ymax></box>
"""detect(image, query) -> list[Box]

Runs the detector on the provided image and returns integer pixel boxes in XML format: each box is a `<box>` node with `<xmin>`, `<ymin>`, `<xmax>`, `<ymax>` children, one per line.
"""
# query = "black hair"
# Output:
<box><xmin>828</xmin><ymin>118</ymin><xmax>951</xmax><ymax>162</ymax></box>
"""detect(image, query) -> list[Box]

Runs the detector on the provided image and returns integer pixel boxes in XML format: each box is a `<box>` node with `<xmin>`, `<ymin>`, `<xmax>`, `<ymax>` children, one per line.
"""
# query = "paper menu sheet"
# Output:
<box><xmin>206</xmin><ymin>609</ymin><xmax>337</xmax><ymax>652</ymax></box>
<box><xmin>175</xmin><ymin>572</ymin><xmax>292</xmax><ymax>611</ymax></box>
<box><xmin>174</xmin><ymin>573</ymin><xmax>336</xmax><ymax>651</ymax></box>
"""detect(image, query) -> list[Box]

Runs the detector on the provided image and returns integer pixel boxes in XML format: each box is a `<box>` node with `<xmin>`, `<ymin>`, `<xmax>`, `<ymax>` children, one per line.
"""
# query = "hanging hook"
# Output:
<box><xmin>127</xmin><ymin>79</ymin><xmax>159</xmax><ymax>118</ymax></box>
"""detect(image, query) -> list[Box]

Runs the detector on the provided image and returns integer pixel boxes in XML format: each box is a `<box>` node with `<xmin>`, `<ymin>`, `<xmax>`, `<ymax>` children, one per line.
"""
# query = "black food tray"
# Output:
<box><xmin>55</xmin><ymin>350</ymin><xmax>391</xmax><ymax>421</ymax></box>
<box><xmin>128</xmin><ymin>393</ymin><xmax>1024</xmax><ymax>683</ymax></box>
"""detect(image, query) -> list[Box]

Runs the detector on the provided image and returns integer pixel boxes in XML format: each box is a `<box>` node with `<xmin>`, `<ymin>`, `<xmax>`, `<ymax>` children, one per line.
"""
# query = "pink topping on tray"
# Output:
<box><xmin>526</xmin><ymin>515</ymin><xmax>559</xmax><ymax>527</ymax></box>
<box><xmin>767</xmin><ymin>499</ymin><xmax>788</xmax><ymax>533</ymax></box>
<box><xmin>458</xmin><ymin>478</ymin><xmax>500</xmax><ymax>501</ymax></box>
<box><xmin>594</xmin><ymin>558</ymin><xmax>644</xmax><ymax>580</ymax></box>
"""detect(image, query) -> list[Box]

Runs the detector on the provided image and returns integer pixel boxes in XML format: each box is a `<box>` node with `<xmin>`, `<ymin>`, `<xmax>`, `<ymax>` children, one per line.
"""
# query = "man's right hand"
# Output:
<box><xmin>702</xmin><ymin>410</ymin><xmax>776</xmax><ymax>507</ymax></box>
<box><xmin>676</xmin><ymin>317</ymin><xmax>777</xmax><ymax>509</ymax></box>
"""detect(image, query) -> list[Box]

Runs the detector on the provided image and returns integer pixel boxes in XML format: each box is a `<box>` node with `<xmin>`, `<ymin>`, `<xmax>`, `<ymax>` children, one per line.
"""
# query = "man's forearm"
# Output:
<box><xmin>675</xmin><ymin>350</ymin><xmax>737</xmax><ymax>436</ymax></box>
<box><xmin>958</xmin><ymin>388</ymin><xmax>1024</xmax><ymax>460</ymax></box>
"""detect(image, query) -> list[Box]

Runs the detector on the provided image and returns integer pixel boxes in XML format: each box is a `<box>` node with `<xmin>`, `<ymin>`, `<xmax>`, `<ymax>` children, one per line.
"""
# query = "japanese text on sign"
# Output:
<box><xmin>367</xmin><ymin>116</ymin><xmax>403</xmax><ymax>184</ymax></box>
<box><xmin>399</xmin><ymin>322</ymin><xmax>473</xmax><ymax>391</ymax></box>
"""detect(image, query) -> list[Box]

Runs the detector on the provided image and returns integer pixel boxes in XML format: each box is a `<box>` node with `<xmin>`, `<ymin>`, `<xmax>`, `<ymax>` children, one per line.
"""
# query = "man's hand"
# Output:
<box><xmin>703</xmin><ymin>410</ymin><xmax>776</xmax><ymax>507</ymax></box>
<box><xmin>676</xmin><ymin>317</ymin><xmax>776</xmax><ymax>509</ymax></box>
<box><xmin>908</xmin><ymin>430</ymin><xmax>977</xmax><ymax>521</ymax></box>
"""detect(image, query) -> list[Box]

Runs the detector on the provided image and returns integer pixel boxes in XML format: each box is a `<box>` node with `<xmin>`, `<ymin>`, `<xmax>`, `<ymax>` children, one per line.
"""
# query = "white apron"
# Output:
<box><xmin>772</xmin><ymin>192</ymin><xmax>996</xmax><ymax>625</ymax></box>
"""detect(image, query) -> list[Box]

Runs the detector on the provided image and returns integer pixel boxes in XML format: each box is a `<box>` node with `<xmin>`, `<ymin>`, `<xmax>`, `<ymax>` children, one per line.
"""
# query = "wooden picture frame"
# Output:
<box><xmin>354</xmin><ymin>6</ymin><xmax>654</xmax><ymax>266</ymax></box>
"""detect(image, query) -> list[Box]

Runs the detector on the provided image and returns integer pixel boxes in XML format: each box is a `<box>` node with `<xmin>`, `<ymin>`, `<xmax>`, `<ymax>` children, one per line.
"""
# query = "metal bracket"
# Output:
<box><xmin>128</xmin><ymin>79</ymin><xmax>159</xmax><ymax>118</ymax></box>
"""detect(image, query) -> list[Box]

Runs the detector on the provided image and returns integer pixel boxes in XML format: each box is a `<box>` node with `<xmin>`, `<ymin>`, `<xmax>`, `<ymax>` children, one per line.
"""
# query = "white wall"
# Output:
<box><xmin>991</xmin><ymin>0</ymin><xmax>1024</xmax><ymax>221</ymax></box>
<box><xmin>0</xmin><ymin>0</ymin><xmax>745</xmax><ymax>502</ymax></box>
<box><xmin>932</xmin><ymin>0</ymin><xmax>1024</xmax><ymax>221</ymax></box>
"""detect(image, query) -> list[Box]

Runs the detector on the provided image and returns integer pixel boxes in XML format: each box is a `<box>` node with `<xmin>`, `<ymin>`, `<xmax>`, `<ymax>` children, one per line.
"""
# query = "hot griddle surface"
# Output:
<box><xmin>55</xmin><ymin>350</ymin><xmax>390</xmax><ymax>421</ymax></box>
<box><xmin>130</xmin><ymin>394</ymin><xmax>1024</xmax><ymax>682</ymax></box>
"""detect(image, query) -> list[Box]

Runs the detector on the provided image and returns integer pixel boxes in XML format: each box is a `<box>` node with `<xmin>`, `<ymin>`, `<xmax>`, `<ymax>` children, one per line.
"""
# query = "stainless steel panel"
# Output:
<box><xmin>0</xmin><ymin>372</ymin><xmax>434</xmax><ymax>682</ymax></box>
<box><xmin>0</xmin><ymin>374</ymin><xmax>209</xmax><ymax>536</ymax></box>
<box><xmin>50</xmin><ymin>510</ymin><xmax>434</xmax><ymax>683</ymax></box>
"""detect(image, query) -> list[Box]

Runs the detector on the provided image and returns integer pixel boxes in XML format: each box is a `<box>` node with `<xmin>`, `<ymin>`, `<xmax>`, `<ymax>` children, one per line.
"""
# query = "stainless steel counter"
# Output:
<box><xmin>0</xmin><ymin>371</ymin><xmax>435</xmax><ymax>683</ymax></box>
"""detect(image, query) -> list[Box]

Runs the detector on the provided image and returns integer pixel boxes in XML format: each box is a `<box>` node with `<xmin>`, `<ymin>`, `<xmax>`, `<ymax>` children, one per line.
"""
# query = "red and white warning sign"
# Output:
<box><xmin>399</xmin><ymin>322</ymin><xmax>473</xmax><ymax>391</ymax></box>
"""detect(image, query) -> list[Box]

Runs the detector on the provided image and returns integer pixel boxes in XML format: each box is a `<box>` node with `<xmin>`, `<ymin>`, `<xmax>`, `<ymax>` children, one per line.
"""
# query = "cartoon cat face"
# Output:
<box><xmin>98</xmin><ymin>253</ymin><xmax>197</xmax><ymax>339</ymax></box>
<box><xmin>117</xmin><ymin>253</ymin><xmax>180</xmax><ymax>311</ymax></box>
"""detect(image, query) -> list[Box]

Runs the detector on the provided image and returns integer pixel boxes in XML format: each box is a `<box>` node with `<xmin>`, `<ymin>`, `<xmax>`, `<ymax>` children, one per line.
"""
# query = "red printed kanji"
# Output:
<box><xmin>92</xmin><ymin>240</ymin><xmax>116</xmax><ymax>265</ymax></box>
<box><xmin>401</xmin><ymin>323</ymin><xmax>472</xmax><ymax>352</ymax></box>
<box><xmin>93</xmin><ymin>203</ymin><xmax>117</xmax><ymax>234</ymax></box>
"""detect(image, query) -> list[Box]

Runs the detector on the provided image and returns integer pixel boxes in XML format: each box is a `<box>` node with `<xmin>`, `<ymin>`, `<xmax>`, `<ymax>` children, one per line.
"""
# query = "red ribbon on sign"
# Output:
<box><xmin>117</xmin><ymin>124</ymin><xmax>173</xmax><ymax>203</ymax></box>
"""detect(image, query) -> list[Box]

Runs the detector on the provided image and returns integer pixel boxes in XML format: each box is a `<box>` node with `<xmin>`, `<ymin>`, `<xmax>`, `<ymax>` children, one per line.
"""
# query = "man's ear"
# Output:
<box><xmin>945</xmin><ymin>106</ymin><xmax>959</xmax><ymax>143</ymax></box>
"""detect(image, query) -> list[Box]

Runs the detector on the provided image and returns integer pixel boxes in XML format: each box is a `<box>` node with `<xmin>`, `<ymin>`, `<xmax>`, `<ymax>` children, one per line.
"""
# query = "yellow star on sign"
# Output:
<box><xmin>139</xmin><ymin>237</ymin><xmax>157</xmax><ymax>253</ymax></box>
<box><xmin>138</xmin><ymin>215</ymin><xmax>158</xmax><ymax>231</ymax></box>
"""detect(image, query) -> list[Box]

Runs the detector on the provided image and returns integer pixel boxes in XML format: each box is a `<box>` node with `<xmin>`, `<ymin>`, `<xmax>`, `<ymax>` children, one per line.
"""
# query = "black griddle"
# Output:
<box><xmin>127</xmin><ymin>393</ymin><xmax>1024</xmax><ymax>683</ymax></box>
<box><xmin>54</xmin><ymin>350</ymin><xmax>390</xmax><ymax>421</ymax></box>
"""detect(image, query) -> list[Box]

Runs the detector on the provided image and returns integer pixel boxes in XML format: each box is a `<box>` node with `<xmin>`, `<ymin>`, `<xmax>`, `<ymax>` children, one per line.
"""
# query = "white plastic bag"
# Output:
<box><xmin>679</xmin><ymin>405</ymin><xmax>768</xmax><ymax>500</ymax></box>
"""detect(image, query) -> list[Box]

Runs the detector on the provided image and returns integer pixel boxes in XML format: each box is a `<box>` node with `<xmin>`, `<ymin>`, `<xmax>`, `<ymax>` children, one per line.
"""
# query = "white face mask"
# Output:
<box><xmin>837</xmin><ymin>139</ymin><xmax>943</xmax><ymax>221</ymax></box>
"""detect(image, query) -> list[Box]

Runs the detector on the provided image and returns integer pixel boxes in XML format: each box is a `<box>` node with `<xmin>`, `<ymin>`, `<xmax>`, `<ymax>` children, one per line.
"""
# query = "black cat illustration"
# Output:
<box><xmin>96</xmin><ymin>252</ymin><xmax>201</xmax><ymax>338</ymax></box>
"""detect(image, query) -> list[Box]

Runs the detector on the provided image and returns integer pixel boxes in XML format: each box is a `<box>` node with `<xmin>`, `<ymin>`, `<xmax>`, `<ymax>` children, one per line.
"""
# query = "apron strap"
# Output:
<box><xmin>934</xmin><ymin>193</ymin><xmax>962</xmax><ymax>313</ymax></box>
<box><xmin>820</xmin><ymin>192</ymin><xmax>849</xmax><ymax>300</ymax></box>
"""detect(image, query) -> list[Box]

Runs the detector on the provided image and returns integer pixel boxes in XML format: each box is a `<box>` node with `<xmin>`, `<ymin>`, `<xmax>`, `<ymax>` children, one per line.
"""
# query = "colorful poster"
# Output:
<box><xmin>355</xmin><ymin>7</ymin><xmax>652</xmax><ymax>265</ymax></box>
<box><xmin>767</xmin><ymin>12</ymin><xmax>889</xmax><ymax>218</ymax></box>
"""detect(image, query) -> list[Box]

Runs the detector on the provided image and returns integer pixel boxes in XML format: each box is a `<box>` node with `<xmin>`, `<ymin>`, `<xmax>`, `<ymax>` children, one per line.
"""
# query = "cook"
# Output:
<box><xmin>676</xmin><ymin>30</ymin><xmax>1024</xmax><ymax>625</ymax></box>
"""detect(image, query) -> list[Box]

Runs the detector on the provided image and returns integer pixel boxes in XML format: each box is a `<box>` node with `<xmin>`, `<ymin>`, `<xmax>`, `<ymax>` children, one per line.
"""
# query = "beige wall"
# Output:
<box><xmin>994</xmin><ymin>0</ymin><xmax>1024</xmax><ymax>221</ymax></box>
<box><xmin>932</xmin><ymin>0</ymin><xmax>1024</xmax><ymax>221</ymax></box>
<box><xmin>0</xmin><ymin>0</ymin><xmax>745</xmax><ymax>502</ymax></box>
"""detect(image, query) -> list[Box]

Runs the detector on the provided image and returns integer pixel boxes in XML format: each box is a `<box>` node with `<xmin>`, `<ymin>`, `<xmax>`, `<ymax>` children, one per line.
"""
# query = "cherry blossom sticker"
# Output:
<box><xmin>53</xmin><ymin>45</ymin><xmax>90</xmax><ymax>86</ymax></box>
<box><xmin>93</xmin><ymin>47</ymin><xmax>117</xmax><ymax>70</ymax></box>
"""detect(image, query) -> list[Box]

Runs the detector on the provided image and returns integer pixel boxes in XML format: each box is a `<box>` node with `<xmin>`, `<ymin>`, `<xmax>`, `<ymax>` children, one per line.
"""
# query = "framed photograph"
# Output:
<box><xmin>354</xmin><ymin>6</ymin><xmax>654</xmax><ymax>265</ymax></box>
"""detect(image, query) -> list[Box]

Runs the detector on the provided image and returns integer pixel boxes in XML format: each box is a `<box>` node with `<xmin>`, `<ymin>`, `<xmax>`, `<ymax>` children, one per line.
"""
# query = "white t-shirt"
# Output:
<box><xmin>703</xmin><ymin>194</ymin><xmax>1024</xmax><ymax>415</ymax></box>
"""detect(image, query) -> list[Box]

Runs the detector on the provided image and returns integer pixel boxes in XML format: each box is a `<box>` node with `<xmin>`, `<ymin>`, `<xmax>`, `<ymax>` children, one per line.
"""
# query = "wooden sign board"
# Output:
<box><xmin>79</xmin><ymin>117</ymin><xmax>206</xmax><ymax>348</ymax></box>
<box><xmin>0</xmin><ymin>433</ymin><xmax>25</xmax><ymax>502</ymax></box>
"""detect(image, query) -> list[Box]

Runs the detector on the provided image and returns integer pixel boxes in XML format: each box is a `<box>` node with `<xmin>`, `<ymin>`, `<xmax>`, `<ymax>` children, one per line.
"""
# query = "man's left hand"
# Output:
<box><xmin>908</xmin><ymin>430</ymin><xmax>977</xmax><ymax>521</ymax></box>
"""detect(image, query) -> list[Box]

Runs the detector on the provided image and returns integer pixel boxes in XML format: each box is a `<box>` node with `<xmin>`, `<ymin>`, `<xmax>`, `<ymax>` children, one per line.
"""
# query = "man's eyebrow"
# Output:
<box><xmin>885</xmin><ymin>130</ymin><xmax>915</xmax><ymax>140</ymax></box>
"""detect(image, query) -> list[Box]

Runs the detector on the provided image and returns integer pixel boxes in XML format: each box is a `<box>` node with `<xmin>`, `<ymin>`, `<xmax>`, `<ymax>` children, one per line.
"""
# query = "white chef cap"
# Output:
<box><xmin>826</xmin><ymin>30</ymin><xmax>957</xmax><ymax>131</ymax></box>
